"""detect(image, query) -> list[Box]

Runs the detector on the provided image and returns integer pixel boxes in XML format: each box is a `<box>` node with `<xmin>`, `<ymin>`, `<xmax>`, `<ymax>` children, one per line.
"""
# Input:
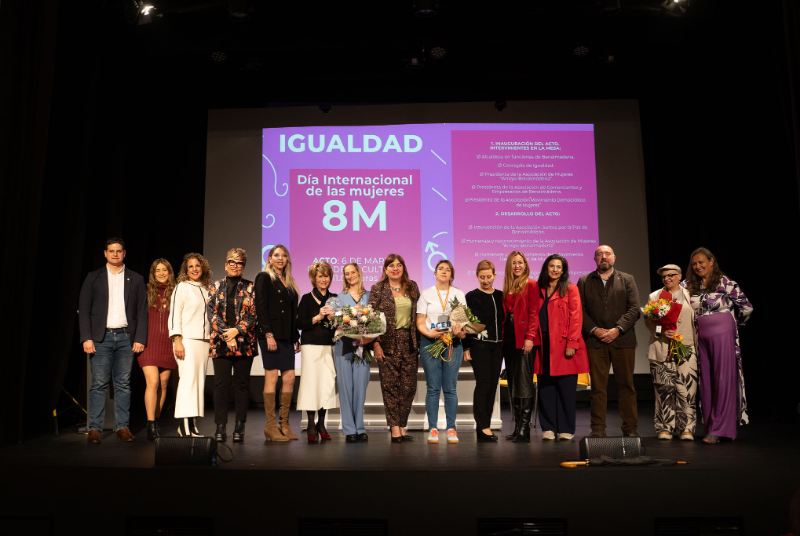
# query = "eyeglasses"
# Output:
<box><xmin>661</xmin><ymin>273</ymin><xmax>680</xmax><ymax>279</ymax></box>
<box><xmin>227</xmin><ymin>261</ymin><xmax>244</xmax><ymax>267</ymax></box>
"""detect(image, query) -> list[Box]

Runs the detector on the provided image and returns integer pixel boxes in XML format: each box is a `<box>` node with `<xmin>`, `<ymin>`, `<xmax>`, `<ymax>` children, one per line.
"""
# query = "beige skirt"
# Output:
<box><xmin>296</xmin><ymin>344</ymin><xmax>339</xmax><ymax>411</ymax></box>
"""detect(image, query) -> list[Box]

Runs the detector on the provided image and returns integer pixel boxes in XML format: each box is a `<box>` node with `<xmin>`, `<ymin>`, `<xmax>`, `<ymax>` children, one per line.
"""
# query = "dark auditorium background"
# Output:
<box><xmin>1</xmin><ymin>0</ymin><xmax>798</xmax><ymax>448</ymax></box>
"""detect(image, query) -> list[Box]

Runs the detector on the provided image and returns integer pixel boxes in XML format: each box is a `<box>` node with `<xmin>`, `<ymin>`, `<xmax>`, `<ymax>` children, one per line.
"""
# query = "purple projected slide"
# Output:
<box><xmin>262</xmin><ymin>124</ymin><xmax>598</xmax><ymax>298</ymax></box>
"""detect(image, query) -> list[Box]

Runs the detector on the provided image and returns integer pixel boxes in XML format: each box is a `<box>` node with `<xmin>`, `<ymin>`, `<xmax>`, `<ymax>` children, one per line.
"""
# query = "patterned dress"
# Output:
<box><xmin>685</xmin><ymin>277</ymin><xmax>753</xmax><ymax>426</ymax></box>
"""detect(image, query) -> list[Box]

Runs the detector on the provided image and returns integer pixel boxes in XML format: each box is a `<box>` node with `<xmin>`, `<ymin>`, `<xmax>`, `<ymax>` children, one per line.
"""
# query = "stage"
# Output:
<box><xmin>2</xmin><ymin>403</ymin><xmax>798</xmax><ymax>535</ymax></box>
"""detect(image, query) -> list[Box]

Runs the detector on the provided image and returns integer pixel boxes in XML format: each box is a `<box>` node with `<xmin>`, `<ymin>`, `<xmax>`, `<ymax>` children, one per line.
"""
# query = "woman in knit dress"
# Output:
<box><xmin>137</xmin><ymin>258</ymin><xmax>177</xmax><ymax>442</ymax></box>
<box><xmin>169</xmin><ymin>253</ymin><xmax>213</xmax><ymax>437</ymax></box>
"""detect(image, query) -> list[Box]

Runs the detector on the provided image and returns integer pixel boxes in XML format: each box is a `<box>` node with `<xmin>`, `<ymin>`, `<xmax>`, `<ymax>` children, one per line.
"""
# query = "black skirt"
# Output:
<box><xmin>259</xmin><ymin>338</ymin><xmax>296</xmax><ymax>370</ymax></box>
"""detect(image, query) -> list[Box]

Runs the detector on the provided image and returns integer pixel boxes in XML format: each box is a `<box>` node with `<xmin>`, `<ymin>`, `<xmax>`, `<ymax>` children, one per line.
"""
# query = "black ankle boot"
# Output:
<box><xmin>505</xmin><ymin>398</ymin><xmax>522</xmax><ymax>440</ymax></box>
<box><xmin>146</xmin><ymin>420</ymin><xmax>157</xmax><ymax>442</ymax></box>
<box><xmin>513</xmin><ymin>398</ymin><xmax>534</xmax><ymax>442</ymax></box>
<box><xmin>215</xmin><ymin>424</ymin><xmax>227</xmax><ymax>442</ymax></box>
<box><xmin>233</xmin><ymin>421</ymin><xmax>245</xmax><ymax>442</ymax></box>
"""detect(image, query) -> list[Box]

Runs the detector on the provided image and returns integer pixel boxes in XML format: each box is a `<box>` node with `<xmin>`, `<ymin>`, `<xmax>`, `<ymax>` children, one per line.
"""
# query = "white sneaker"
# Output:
<box><xmin>658</xmin><ymin>431</ymin><xmax>672</xmax><ymax>440</ymax></box>
<box><xmin>558</xmin><ymin>433</ymin><xmax>574</xmax><ymax>441</ymax></box>
<box><xmin>542</xmin><ymin>430</ymin><xmax>556</xmax><ymax>440</ymax></box>
<box><xmin>446</xmin><ymin>428</ymin><xmax>459</xmax><ymax>443</ymax></box>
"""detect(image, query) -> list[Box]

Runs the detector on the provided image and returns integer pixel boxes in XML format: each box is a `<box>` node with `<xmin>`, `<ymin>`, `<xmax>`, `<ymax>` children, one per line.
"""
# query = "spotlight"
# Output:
<box><xmin>572</xmin><ymin>46</ymin><xmax>590</xmax><ymax>58</ymax></box>
<box><xmin>210</xmin><ymin>51</ymin><xmax>227</xmax><ymax>64</ymax></box>
<box><xmin>319</xmin><ymin>105</ymin><xmax>332</xmax><ymax>114</ymax></box>
<box><xmin>597</xmin><ymin>53</ymin><xmax>618</xmax><ymax>67</ymax></box>
<box><xmin>141</xmin><ymin>4</ymin><xmax>154</xmax><ymax>15</ymax></box>
<box><xmin>240</xmin><ymin>56</ymin><xmax>261</xmax><ymax>72</ymax></box>
<box><xmin>229</xmin><ymin>0</ymin><xmax>250</xmax><ymax>20</ymax></box>
<box><xmin>598</xmin><ymin>0</ymin><xmax>621</xmax><ymax>13</ymax></box>
<box><xmin>405</xmin><ymin>56</ymin><xmax>424</xmax><ymax>69</ymax></box>
<box><xmin>428</xmin><ymin>46</ymin><xmax>447</xmax><ymax>60</ymax></box>
<box><xmin>414</xmin><ymin>0</ymin><xmax>437</xmax><ymax>17</ymax></box>
<box><xmin>495</xmin><ymin>100</ymin><xmax>507</xmax><ymax>112</ymax></box>
<box><xmin>661</xmin><ymin>0</ymin><xmax>687</xmax><ymax>14</ymax></box>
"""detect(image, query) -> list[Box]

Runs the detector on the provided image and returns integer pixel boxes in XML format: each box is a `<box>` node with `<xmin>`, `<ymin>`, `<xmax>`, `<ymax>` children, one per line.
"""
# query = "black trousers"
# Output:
<box><xmin>213</xmin><ymin>356</ymin><xmax>254</xmax><ymax>424</ymax></box>
<box><xmin>537</xmin><ymin>334</ymin><xmax>578</xmax><ymax>434</ymax></box>
<box><xmin>469</xmin><ymin>340</ymin><xmax>504</xmax><ymax>430</ymax></box>
<box><xmin>503</xmin><ymin>317</ymin><xmax>535</xmax><ymax>399</ymax></box>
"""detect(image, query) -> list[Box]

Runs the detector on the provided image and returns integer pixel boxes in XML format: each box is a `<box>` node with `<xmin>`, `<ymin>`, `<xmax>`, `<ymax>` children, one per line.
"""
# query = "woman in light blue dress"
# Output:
<box><xmin>327</xmin><ymin>263</ymin><xmax>372</xmax><ymax>443</ymax></box>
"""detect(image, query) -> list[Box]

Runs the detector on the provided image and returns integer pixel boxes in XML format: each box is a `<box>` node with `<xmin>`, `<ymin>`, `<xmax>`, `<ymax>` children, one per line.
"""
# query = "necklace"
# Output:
<box><xmin>390</xmin><ymin>286</ymin><xmax>401</xmax><ymax>292</ymax></box>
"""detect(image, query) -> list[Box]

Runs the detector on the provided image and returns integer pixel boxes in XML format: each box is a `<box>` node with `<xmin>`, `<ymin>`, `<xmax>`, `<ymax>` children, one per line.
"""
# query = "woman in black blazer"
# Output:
<box><xmin>254</xmin><ymin>244</ymin><xmax>301</xmax><ymax>442</ymax></box>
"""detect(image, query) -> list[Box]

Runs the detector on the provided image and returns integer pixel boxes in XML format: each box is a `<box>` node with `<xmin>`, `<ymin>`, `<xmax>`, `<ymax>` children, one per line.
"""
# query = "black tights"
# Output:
<box><xmin>306</xmin><ymin>408</ymin><xmax>327</xmax><ymax>434</ymax></box>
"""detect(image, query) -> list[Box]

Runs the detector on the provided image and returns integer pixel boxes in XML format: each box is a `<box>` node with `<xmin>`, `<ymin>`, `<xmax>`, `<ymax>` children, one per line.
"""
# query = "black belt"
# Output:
<box><xmin>106</xmin><ymin>327</ymin><xmax>128</xmax><ymax>334</ymax></box>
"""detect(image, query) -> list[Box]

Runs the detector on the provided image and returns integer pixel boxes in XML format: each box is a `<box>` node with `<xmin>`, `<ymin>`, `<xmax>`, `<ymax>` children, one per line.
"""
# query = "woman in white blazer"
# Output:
<box><xmin>169</xmin><ymin>253</ymin><xmax>213</xmax><ymax>437</ymax></box>
<box><xmin>645</xmin><ymin>264</ymin><xmax>698</xmax><ymax>441</ymax></box>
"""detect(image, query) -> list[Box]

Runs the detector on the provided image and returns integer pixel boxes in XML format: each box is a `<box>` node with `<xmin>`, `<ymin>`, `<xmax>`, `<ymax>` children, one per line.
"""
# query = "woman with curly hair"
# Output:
<box><xmin>137</xmin><ymin>259</ymin><xmax>177</xmax><ymax>441</ymax></box>
<box><xmin>169</xmin><ymin>253</ymin><xmax>213</xmax><ymax>437</ymax></box>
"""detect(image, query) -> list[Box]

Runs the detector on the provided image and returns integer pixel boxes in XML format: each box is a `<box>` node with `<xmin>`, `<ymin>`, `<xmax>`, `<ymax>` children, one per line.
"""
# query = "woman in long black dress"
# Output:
<box><xmin>255</xmin><ymin>244</ymin><xmax>301</xmax><ymax>442</ymax></box>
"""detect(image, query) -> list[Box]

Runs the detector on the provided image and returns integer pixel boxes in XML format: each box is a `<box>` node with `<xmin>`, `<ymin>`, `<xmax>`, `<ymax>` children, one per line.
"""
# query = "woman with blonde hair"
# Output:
<box><xmin>295</xmin><ymin>261</ymin><xmax>338</xmax><ymax>442</ymax></box>
<box><xmin>206</xmin><ymin>248</ymin><xmax>257</xmax><ymax>441</ymax></box>
<box><xmin>169</xmin><ymin>253</ymin><xmax>214</xmax><ymax>437</ymax></box>
<box><xmin>328</xmin><ymin>263</ymin><xmax>372</xmax><ymax>442</ymax></box>
<box><xmin>137</xmin><ymin>258</ymin><xmax>177</xmax><ymax>441</ymax></box>
<box><xmin>255</xmin><ymin>244</ymin><xmax>301</xmax><ymax>442</ymax></box>
<box><xmin>502</xmin><ymin>251</ymin><xmax>540</xmax><ymax>442</ymax></box>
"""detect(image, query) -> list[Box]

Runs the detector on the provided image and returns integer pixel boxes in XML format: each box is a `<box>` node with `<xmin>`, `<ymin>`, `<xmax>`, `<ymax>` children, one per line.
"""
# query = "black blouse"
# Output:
<box><xmin>297</xmin><ymin>292</ymin><xmax>337</xmax><ymax>346</ymax></box>
<box><xmin>464</xmin><ymin>288</ymin><xmax>505</xmax><ymax>349</ymax></box>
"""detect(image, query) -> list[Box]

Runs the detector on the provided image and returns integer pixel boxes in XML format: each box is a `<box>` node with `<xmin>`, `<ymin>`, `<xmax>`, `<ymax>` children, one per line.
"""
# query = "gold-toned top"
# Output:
<box><xmin>394</xmin><ymin>296</ymin><xmax>412</xmax><ymax>329</ymax></box>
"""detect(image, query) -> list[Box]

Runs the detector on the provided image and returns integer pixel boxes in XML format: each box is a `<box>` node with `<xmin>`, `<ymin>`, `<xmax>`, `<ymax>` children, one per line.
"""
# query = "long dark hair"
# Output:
<box><xmin>537</xmin><ymin>254</ymin><xmax>570</xmax><ymax>298</ymax></box>
<box><xmin>685</xmin><ymin>247</ymin><xmax>725</xmax><ymax>296</ymax></box>
<box><xmin>381</xmin><ymin>253</ymin><xmax>412</xmax><ymax>295</ymax></box>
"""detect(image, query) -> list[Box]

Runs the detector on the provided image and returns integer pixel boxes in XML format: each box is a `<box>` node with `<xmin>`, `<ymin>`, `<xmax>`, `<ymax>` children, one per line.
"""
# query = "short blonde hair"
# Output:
<box><xmin>476</xmin><ymin>260</ymin><xmax>495</xmax><ymax>274</ymax></box>
<box><xmin>226</xmin><ymin>247</ymin><xmax>247</xmax><ymax>264</ymax></box>
<box><xmin>308</xmin><ymin>261</ymin><xmax>333</xmax><ymax>288</ymax></box>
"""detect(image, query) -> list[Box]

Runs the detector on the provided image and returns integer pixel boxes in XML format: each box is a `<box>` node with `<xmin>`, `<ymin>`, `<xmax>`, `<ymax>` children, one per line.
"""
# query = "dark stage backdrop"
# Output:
<box><xmin>2</xmin><ymin>0</ymin><xmax>799</xmax><ymax>442</ymax></box>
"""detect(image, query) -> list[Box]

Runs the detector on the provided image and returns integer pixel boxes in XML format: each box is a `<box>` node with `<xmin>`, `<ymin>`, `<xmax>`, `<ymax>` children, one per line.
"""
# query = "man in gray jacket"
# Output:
<box><xmin>577</xmin><ymin>245</ymin><xmax>641</xmax><ymax>437</ymax></box>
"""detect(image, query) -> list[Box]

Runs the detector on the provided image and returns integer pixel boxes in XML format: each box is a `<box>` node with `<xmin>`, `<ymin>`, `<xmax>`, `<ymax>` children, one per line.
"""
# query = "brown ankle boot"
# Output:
<box><xmin>278</xmin><ymin>392</ymin><xmax>298</xmax><ymax>440</ymax></box>
<box><xmin>263</xmin><ymin>392</ymin><xmax>288</xmax><ymax>442</ymax></box>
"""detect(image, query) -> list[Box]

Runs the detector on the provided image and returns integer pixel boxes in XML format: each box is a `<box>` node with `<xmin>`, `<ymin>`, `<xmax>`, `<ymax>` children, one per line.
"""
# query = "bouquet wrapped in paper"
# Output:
<box><xmin>324</xmin><ymin>296</ymin><xmax>386</xmax><ymax>364</ymax></box>
<box><xmin>448</xmin><ymin>297</ymin><xmax>486</xmax><ymax>335</ymax></box>
<box><xmin>425</xmin><ymin>297</ymin><xmax>485</xmax><ymax>361</ymax></box>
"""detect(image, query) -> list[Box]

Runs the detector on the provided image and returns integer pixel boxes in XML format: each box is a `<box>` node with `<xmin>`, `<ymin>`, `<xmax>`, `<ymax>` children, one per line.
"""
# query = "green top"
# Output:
<box><xmin>394</xmin><ymin>295</ymin><xmax>412</xmax><ymax>329</ymax></box>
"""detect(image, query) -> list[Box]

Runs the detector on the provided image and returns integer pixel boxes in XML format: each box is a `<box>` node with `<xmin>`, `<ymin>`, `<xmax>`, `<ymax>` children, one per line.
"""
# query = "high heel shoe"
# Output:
<box><xmin>233</xmin><ymin>421</ymin><xmax>245</xmax><ymax>442</ymax></box>
<box><xmin>306</xmin><ymin>421</ymin><xmax>318</xmax><ymax>443</ymax></box>
<box><xmin>146</xmin><ymin>420</ymin><xmax>157</xmax><ymax>442</ymax></box>
<box><xmin>318</xmin><ymin>422</ymin><xmax>332</xmax><ymax>440</ymax></box>
<box><xmin>178</xmin><ymin>418</ymin><xmax>203</xmax><ymax>437</ymax></box>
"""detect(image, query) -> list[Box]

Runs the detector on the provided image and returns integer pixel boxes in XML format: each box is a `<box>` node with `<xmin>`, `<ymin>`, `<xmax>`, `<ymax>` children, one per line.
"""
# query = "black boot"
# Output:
<box><xmin>513</xmin><ymin>398</ymin><xmax>534</xmax><ymax>442</ymax></box>
<box><xmin>215</xmin><ymin>424</ymin><xmax>227</xmax><ymax>442</ymax></box>
<box><xmin>505</xmin><ymin>398</ymin><xmax>522</xmax><ymax>440</ymax></box>
<box><xmin>146</xmin><ymin>420</ymin><xmax>157</xmax><ymax>442</ymax></box>
<box><xmin>233</xmin><ymin>421</ymin><xmax>245</xmax><ymax>442</ymax></box>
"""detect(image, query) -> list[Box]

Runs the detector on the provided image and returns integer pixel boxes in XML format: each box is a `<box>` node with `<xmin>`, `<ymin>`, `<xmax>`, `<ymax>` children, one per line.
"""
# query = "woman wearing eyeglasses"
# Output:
<box><xmin>534</xmin><ymin>254</ymin><xmax>589</xmax><ymax>441</ymax></box>
<box><xmin>207</xmin><ymin>248</ymin><xmax>257</xmax><ymax>442</ymax></box>
<box><xmin>645</xmin><ymin>264</ymin><xmax>698</xmax><ymax>441</ymax></box>
<box><xmin>255</xmin><ymin>244</ymin><xmax>301</xmax><ymax>442</ymax></box>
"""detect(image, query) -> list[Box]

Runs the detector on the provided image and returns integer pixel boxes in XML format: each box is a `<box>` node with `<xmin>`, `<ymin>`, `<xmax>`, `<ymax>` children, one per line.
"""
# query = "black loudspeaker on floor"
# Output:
<box><xmin>154</xmin><ymin>436</ymin><xmax>218</xmax><ymax>465</ymax></box>
<box><xmin>579</xmin><ymin>435</ymin><xmax>643</xmax><ymax>459</ymax></box>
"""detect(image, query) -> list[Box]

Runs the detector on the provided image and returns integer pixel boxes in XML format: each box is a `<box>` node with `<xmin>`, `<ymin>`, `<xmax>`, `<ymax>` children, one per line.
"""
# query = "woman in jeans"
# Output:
<box><xmin>416</xmin><ymin>260</ymin><xmax>467</xmax><ymax>444</ymax></box>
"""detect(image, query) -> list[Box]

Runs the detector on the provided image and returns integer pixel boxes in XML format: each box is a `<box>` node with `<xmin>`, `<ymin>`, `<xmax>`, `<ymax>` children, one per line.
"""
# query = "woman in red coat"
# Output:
<box><xmin>502</xmin><ymin>251</ymin><xmax>540</xmax><ymax>442</ymax></box>
<box><xmin>535</xmin><ymin>254</ymin><xmax>589</xmax><ymax>441</ymax></box>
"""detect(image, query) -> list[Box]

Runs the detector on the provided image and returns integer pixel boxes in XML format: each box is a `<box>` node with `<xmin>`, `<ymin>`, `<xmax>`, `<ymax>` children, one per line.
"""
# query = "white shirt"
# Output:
<box><xmin>106</xmin><ymin>265</ymin><xmax>128</xmax><ymax>329</ymax></box>
<box><xmin>417</xmin><ymin>285</ymin><xmax>467</xmax><ymax>330</ymax></box>
<box><xmin>169</xmin><ymin>281</ymin><xmax>211</xmax><ymax>340</ymax></box>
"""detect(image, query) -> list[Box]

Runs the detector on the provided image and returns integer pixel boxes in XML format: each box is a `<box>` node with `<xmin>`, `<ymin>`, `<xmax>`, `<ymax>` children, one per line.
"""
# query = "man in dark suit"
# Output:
<box><xmin>577</xmin><ymin>245</ymin><xmax>641</xmax><ymax>438</ymax></box>
<box><xmin>79</xmin><ymin>238</ymin><xmax>147</xmax><ymax>444</ymax></box>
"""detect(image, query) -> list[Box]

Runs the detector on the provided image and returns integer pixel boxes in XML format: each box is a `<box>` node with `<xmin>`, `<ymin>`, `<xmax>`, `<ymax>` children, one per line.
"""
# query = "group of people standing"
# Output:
<box><xmin>79</xmin><ymin>237</ymin><xmax>751</xmax><ymax>446</ymax></box>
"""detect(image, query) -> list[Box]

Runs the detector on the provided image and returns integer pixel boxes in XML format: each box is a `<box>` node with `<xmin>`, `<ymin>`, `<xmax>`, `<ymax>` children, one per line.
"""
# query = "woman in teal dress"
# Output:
<box><xmin>328</xmin><ymin>263</ymin><xmax>372</xmax><ymax>443</ymax></box>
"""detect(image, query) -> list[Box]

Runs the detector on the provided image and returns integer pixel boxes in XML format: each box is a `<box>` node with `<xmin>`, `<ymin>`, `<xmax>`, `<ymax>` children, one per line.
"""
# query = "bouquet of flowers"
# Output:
<box><xmin>424</xmin><ymin>297</ymin><xmax>485</xmax><ymax>362</ymax></box>
<box><xmin>324</xmin><ymin>298</ymin><xmax>386</xmax><ymax>364</ymax></box>
<box><xmin>448</xmin><ymin>297</ymin><xmax>485</xmax><ymax>335</ymax></box>
<box><xmin>642</xmin><ymin>291</ymin><xmax>690</xmax><ymax>365</ymax></box>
